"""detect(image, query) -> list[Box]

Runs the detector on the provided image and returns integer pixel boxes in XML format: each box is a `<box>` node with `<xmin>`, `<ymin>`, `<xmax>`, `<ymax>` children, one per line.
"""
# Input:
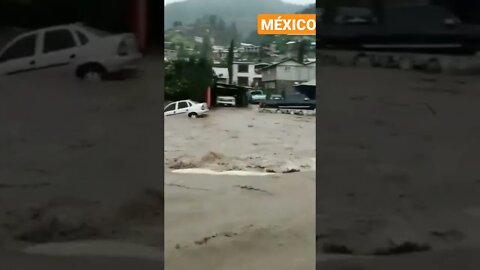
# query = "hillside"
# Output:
<box><xmin>297</xmin><ymin>3</ymin><xmax>316</xmax><ymax>14</ymax></box>
<box><xmin>164</xmin><ymin>0</ymin><xmax>307</xmax><ymax>37</ymax></box>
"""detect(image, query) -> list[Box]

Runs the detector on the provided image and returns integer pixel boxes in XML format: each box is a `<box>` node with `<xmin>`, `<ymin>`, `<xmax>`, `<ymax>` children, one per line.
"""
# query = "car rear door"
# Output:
<box><xmin>37</xmin><ymin>28</ymin><xmax>78</xmax><ymax>74</ymax></box>
<box><xmin>0</xmin><ymin>33</ymin><xmax>39</xmax><ymax>75</ymax></box>
<box><xmin>164</xmin><ymin>102</ymin><xmax>177</xmax><ymax>116</ymax></box>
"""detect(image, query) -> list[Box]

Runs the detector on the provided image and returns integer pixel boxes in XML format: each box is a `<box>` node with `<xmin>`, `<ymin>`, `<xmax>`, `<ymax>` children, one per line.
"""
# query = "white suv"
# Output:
<box><xmin>164</xmin><ymin>100</ymin><xmax>209</xmax><ymax>118</ymax></box>
<box><xmin>0</xmin><ymin>23</ymin><xmax>142</xmax><ymax>80</ymax></box>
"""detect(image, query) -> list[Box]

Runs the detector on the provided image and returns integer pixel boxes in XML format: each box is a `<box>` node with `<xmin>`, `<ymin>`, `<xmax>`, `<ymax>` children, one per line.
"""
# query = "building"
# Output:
<box><xmin>262</xmin><ymin>43</ymin><xmax>279</xmax><ymax>56</ymax></box>
<box><xmin>212</xmin><ymin>46</ymin><xmax>239</xmax><ymax>61</ymax></box>
<box><xmin>260</xmin><ymin>59</ymin><xmax>315</xmax><ymax>95</ymax></box>
<box><xmin>238</xmin><ymin>43</ymin><xmax>260</xmax><ymax>54</ymax></box>
<box><xmin>213</xmin><ymin>67</ymin><xmax>229</xmax><ymax>84</ymax></box>
<box><xmin>232</xmin><ymin>62</ymin><xmax>267</xmax><ymax>87</ymax></box>
<box><xmin>194</xmin><ymin>36</ymin><xmax>215</xmax><ymax>44</ymax></box>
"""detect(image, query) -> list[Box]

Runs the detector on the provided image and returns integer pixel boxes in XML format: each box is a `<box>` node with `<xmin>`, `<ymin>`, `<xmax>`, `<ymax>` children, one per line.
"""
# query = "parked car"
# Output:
<box><xmin>0</xmin><ymin>23</ymin><xmax>142</xmax><ymax>80</ymax></box>
<box><xmin>248</xmin><ymin>90</ymin><xmax>267</xmax><ymax>104</ymax></box>
<box><xmin>216</xmin><ymin>95</ymin><xmax>236</xmax><ymax>106</ymax></box>
<box><xmin>269</xmin><ymin>94</ymin><xmax>284</xmax><ymax>100</ymax></box>
<box><xmin>164</xmin><ymin>100</ymin><xmax>209</xmax><ymax>118</ymax></box>
<box><xmin>259</xmin><ymin>93</ymin><xmax>315</xmax><ymax>110</ymax></box>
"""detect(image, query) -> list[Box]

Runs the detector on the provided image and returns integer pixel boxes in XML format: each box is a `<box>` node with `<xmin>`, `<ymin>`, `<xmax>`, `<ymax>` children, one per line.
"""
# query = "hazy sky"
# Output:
<box><xmin>164</xmin><ymin>0</ymin><xmax>314</xmax><ymax>5</ymax></box>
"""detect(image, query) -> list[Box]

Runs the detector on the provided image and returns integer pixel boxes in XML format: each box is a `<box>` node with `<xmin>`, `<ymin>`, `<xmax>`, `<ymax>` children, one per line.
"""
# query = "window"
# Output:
<box><xmin>164</xmin><ymin>103</ymin><xmax>176</xmax><ymax>112</ymax></box>
<box><xmin>238</xmin><ymin>64</ymin><xmax>249</xmax><ymax>73</ymax></box>
<box><xmin>43</xmin><ymin>29</ymin><xmax>76</xmax><ymax>53</ymax></box>
<box><xmin>0</xmin><ymin>34</ymin><xmax>36</xmax><ymax>62</ymax></box>
<box><xmin>238</xmin><ymin>77</ymin><xmax>249</xmax><ymax>86</ymax></box>
<box><xmin>177</xmin><ymin>101</ymin><xmax>189</xmax><ymax>109</ymax></box>
<box><xmin>75</xmin><ymin>31</ymin><xmax>89</xmax><ymax>45</ymax></box>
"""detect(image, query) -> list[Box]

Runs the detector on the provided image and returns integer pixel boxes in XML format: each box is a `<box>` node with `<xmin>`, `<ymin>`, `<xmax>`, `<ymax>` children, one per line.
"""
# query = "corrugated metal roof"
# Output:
<box><xmin>299</xmin><ymin>79</ymin><xmax>316</xmax><ymax>86</ymax></box>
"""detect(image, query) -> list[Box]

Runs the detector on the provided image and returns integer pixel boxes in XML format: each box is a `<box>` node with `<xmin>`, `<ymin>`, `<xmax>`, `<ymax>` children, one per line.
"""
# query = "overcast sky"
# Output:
<box><xmin>164</xmin><ymin>0</ymin><xmax>314</xmax><ymax>5</ymax></box>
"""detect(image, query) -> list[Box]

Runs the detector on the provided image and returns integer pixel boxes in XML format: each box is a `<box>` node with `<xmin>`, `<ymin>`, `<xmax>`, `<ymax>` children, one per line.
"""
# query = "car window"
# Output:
<box><xmin>164</xmin><ymin>103</ymin><xmax>176</xmax><ymax>112</ymax></box>
<box><xmin>0</xmin><ymin>34</ymin><xmax>36</xmax><ymax>62</ymax></box>
<box><xmin>187</xmin><ymin>101</ymin><xmax>193</xmax><ymax>107</ymax></box>
<box><xmin>43</xmin><ymin>29</ymin><xmax>76</xmax><ymax>53</ymax></box>
<box><xmin>252</xmin><ymin>91</ymin><xmax>262</xmax><ymax>95</ymax></box>
<box><xmin>177</xmin><ymin>102</ymin><xmax>188</xmax><ymax>109</ymax></box>
<box><xmin>75</xmin><ymin>31</ymin><xmax>89</xmax><ymax>45</ymax></box>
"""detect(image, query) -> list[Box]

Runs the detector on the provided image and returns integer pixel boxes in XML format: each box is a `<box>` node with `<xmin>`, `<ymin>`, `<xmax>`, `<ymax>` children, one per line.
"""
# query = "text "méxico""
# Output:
<box><xmin>257</xmin><ymin>14</ymin><xmax>316</xmax><ymax>35</ymax></box>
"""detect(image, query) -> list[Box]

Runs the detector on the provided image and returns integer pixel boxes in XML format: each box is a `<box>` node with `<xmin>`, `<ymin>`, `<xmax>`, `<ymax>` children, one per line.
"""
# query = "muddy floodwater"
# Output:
<box><xmin>164</xmin><ymin>106</ymin><xmax>316</xmax><ymax>173</ymax></box>
<box><xmin>164</xmin><ymin>107</ymin><xmax>316</xmax><ymax>270</ymax></box>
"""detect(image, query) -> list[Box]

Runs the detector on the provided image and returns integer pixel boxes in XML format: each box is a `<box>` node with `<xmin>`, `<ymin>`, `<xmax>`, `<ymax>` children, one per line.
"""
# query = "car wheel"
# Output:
<box><xmin>76</xmin><ymin>63</ymin><xmax>107</xmax><ymax>81</ymax></box>
<box><xmin>188</xmin><ymin>112</ymin><xmax>198</xmax><ymax>118</ymax></box>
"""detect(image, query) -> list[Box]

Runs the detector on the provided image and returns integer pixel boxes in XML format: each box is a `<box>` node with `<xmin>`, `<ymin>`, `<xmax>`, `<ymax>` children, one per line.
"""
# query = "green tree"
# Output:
<box><xmin>200</xmin><ymin>34</ymin><xmax>212</xmax><ymax>61</ymax></box>
<box><xmin>227</xmin><ymin>40</ymin><xmax>235</xmax><ymax>85</ymax></box>
<box><xmin>177</xmin><ymin>43</ymin><xmax>188</xmax><ymax>60</ymax></box>
<box><xmin>173</xmin><ymin>21</ymin><xmax>183</xmax><ymax>27</ymax></box>
<box><xmin>165</xmin><ymin>58</ymin><xmax>213</xmax><ymax>102</ymax></box>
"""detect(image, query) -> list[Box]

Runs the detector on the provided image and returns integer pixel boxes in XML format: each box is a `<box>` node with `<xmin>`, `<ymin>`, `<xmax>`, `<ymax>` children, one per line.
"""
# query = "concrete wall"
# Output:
<box><xmin>263</xmin><ymin>80</ymin><xmax>296</xmax><ymax>95</ymax></box>
<box><xmin>275</xmin><ymin>63</ymin><xmax>310</xmax><ymax>81</ymax></box>
<box><xmin>261</xmin><ymin>67</ymin><xmax>277</xmax><ymax>82</ymax></box>
<box><xmin>307</xmin><ymin>63</ymin><xmax>316</xmax><ymax>81</ymax></box>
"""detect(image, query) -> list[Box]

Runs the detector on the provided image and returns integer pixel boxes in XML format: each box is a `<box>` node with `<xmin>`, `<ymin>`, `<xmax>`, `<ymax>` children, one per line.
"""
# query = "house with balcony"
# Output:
<box><xmin>232</xmin><ymin>62</ymin><xmax>267</xmax><ymax>87</ymax></box>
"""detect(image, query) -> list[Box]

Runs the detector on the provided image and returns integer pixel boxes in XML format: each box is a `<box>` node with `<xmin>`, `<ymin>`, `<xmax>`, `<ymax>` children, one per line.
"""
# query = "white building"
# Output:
<box><xmin>194</xmin><ymin>36</ymin><xmax>215</xmax><ymax>44</ymax></box>
<box><xmin>213</xmin><ymin>67</ymin><xmax>229</xmax><ymax>84</ymax></box>
<box><xmin>238</xmin><ymin>43</ymin><xmax>260</xmax><ymax>54</ymax></box>
<box><xmin>232</xmin><ymin>62</ymin><xmax>266</xmax><ymax>87</ymax></box>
